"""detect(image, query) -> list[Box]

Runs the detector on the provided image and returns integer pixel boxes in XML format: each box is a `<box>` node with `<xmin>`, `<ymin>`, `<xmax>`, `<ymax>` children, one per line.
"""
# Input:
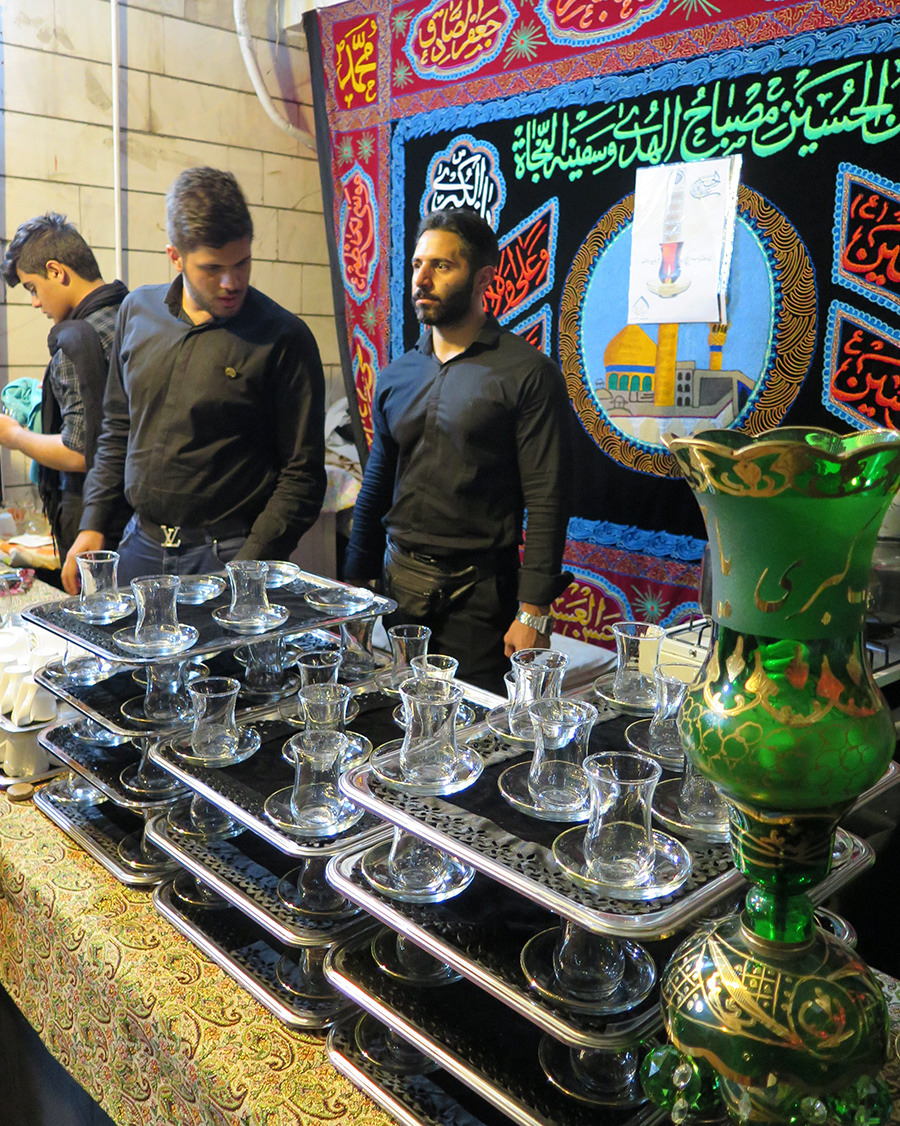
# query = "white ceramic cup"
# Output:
<box><xmin>0</xmin><ymin>628</ymin><xmax>31</xmax><ymax>664</ymax></box>
<box><xmin>0</xmin><ymin>663</ymin><xmax>32</xmax><ymax>714</ymax></box>
<box><xmin>2</xmin><ymin>730</ymin><xmax>50</xmax><ymax>778</ymax></box>
<box><xmin>12</xmin><ymin>677</ymin><xmax>57</xmax><ymax>727</ymax></box>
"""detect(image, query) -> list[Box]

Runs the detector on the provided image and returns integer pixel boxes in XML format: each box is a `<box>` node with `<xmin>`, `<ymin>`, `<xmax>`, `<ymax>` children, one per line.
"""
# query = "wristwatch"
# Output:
<box><xmin>515</xmin><ymin>608</ymin><xmax>554</xmax><ymax>635</ymax></box>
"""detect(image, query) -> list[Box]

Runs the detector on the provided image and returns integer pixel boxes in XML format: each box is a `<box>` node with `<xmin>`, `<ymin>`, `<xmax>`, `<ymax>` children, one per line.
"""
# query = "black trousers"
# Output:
<box><xmin>382</xmin><ymin>543</ymin><xmax>518</xmax><ymax>696</ymax></box>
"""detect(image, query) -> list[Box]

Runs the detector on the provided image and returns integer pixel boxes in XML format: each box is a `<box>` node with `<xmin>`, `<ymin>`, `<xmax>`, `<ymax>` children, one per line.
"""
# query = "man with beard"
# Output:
<box><xmin>343</xmin><ymin>207</ymin><xmax>573</xmax><ymax>693</ymax></box>
<box><xmin>61</xmin><ymin>167</ymin><xmax>326</xmax><ymax>590</ymax></box>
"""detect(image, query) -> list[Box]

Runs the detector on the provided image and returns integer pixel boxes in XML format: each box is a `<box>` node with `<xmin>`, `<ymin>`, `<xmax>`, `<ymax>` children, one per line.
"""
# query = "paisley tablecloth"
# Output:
<box><xmin>0</xmin><ymin>796</ymin><xmax>393</xmax><ymax>1126</ymax></box>
<box><xmin>2</xmin><ymin>793</ymin><xmax>900</xmax><ymax>1123</ymax></box>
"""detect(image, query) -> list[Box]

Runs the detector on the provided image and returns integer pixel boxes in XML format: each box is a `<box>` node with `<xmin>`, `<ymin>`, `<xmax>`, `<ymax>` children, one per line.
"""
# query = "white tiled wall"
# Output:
<box><xmin>0</xmin><ymin>0</ymin><xmax>340</xmax><ymax>501</ymax></box>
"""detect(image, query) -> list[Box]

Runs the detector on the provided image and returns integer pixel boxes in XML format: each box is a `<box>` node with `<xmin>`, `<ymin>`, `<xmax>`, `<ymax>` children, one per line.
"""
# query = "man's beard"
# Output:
<box><xmin>413</xmin><ymin>271</ymin><xmax>476</xmax><ymax>327</ymax></box>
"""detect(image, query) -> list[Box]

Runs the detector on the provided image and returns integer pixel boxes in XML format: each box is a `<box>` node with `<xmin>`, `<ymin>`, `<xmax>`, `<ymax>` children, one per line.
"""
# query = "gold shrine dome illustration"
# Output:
<box><xmin>603</xmin><ymin>324</ymin><xmax>657</xmax><ymax>393</ymax></box>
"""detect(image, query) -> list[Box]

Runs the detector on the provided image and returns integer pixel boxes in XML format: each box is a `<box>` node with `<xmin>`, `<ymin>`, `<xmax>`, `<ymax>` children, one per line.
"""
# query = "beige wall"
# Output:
<box><xmin>0</xmin><ymin>0</ymin><xmax>339</xmax><ymax>502</ymax></box>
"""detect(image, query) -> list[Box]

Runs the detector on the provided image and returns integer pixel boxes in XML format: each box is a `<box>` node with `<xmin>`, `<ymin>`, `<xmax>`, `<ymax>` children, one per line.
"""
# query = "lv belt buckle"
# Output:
<box><xmin>160</xmin><ymin>524</ymin><xmax>182</xmax><ymax>548</ymax></box>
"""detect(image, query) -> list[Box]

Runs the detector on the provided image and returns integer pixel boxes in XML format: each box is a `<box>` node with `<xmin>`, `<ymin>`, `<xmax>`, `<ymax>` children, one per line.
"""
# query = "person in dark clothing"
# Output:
<box><xmin>343</xmin><ymin>207</ymin><xmax>573</xmax><ymax>693</ymax></box>
<box><xmin>0</xmin><ymin>213</ymin><xmax>128</xmax><ymax>562</ymax></box>
<box><xmin>61</xmin><ymin>167</ymin><xmax>326</xmax><ymax>591</ymax></box>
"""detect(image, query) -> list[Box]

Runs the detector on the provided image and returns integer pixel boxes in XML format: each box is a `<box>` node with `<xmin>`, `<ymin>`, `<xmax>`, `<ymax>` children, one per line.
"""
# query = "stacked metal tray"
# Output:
<box><xmin>319</xmin><ymin>692</ymin><xmax>881</xmax><ymax>1121</ymax></box>
<box><xmin>20</xmin><ymin>569</ymin><xmax>404</xmax><ymax>1028</ymax></box>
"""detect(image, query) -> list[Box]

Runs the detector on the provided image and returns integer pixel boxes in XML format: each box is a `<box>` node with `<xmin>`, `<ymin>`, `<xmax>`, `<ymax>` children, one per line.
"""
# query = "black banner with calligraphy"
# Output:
<box><xmin>309</xmin><ymin>2</ymin><xmax>900</xmax><ymax>639</ymax></box>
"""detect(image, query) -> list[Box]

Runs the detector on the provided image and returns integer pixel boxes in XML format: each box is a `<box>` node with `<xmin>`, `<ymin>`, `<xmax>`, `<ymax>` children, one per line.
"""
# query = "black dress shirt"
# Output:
<box><xmin>344</xmin><ymin>317</ymin><xmax>573</xmax><ymax>606</ymax></box>
<box><xmin>80</xmin><ymin>277</ymin><xmax>326</xmax><ymax>560</ymax></box>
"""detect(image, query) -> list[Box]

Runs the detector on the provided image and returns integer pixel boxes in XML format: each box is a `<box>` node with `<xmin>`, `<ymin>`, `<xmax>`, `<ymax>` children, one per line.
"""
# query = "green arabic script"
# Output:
<box><xmin>511</xmin><ymin>57</ymin><xmax>900</xmax><ymax>182</ymax></box>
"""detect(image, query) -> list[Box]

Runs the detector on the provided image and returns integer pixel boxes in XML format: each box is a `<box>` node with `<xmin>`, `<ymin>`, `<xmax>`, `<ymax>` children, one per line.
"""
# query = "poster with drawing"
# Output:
<box><xmin>628</xmin><ymin>157</ymin><xmax>742</xmax><ymax>325</ymax></box>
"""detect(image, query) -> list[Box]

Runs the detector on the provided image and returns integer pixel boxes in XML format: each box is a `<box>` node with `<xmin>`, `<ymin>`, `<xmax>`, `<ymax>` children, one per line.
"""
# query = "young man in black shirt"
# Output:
<box><xmin>61</xmin><ymin>168</ymin><xmax>326</xmax><ymax>590</ymax></box>
<box><xmin>343</xmin><ymin>207</ymin><xmax>573</xmax><ymax>693</ymax></box>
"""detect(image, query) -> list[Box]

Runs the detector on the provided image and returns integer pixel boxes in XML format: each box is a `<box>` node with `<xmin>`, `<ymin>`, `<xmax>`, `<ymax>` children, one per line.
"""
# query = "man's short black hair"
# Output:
<box><xmin>166</xmin><ymin>167</ymin><xmax>253</xmax><ymax>254</ymax></box>
<box><xmin>416</xmin><ymin>208</ymin><xmax>500</xmax><ymax>273</ymax></box>
<box><xmin>1</xmin><ymin>212</ymin><xmax>101</xmax><ymax>288</ymax></box>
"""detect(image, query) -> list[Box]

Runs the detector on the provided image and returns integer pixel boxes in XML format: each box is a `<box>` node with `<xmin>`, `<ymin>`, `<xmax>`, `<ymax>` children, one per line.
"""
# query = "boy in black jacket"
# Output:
<box><xmin>1</xmin><ymin>213</ymin><xmax>128</xmax><ymax>561</ymax></box>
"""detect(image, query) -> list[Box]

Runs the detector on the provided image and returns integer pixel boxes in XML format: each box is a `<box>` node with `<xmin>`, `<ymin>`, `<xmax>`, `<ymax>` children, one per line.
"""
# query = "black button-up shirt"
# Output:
<box><xmin>344</xmin><ymin>317</ymin><xmax>573</xmax><ymax>605</ymax></box>
<box><xmin>80</xmin><ymin>277</ymin><xmax>326</xmax><ymax>560</ymax></box>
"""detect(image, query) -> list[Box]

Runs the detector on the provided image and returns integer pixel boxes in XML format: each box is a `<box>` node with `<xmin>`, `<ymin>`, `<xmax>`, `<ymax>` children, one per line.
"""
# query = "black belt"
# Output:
<box><xmin>388</xmin><ymin>539</ymin><xmax>515</xmax><ymax>578</ymax></box>
<box><xmin>138</xmin><ymin>515</ymin><xmax>248</xmax><ymax>549</ymax></box>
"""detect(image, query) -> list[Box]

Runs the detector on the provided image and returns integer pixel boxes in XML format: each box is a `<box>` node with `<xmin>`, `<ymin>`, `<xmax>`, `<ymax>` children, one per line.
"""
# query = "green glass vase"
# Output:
<box><xmin>655</xmin><ymin>427</ymin><xmax>900</xmax><ymax>1123</ymax></box>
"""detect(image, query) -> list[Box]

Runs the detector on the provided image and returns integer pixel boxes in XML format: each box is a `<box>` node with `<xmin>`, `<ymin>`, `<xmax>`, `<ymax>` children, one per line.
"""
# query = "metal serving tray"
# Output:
<box><xmin>340</xmin><ymin>721</ymin><xmax>883</xmax><ymax>942</ymax></box>
<box><xmin>327</xmin><ymin>846</ymin><xmax>666</xmax><ymax>1050</ymax></box>
<box><xmin>325</xmin><ymin>931</ymin><xmax>665</xmax><ymax>1126</ymax></box>
<box><xmin>34</xmin><ymin>638</ymin><xmax>335</xmax><ymax>738</ymax></box>
<box><xmin>152</xmin><ymin>879</ymin><xmax>368</xmax><ymax>1030</ymax></box>
<box><xmin>39</xmin><ymin>721</ymin><xmax>188</xmax><ymax>810</ymax></box>
<box><xmin>23</xmin><ymin>571</ymin><xmax>395</xmax><ymax>664</ymax></box>
<box><xmin>146</xmin><ymin>810</ymin><xmax>389</xmax><ymax>946</ymax></box>
<box><xmin>328</xmin><ymin>1013</ymin><xmax>536</xmax><ymax>1126</ymax></box>
<box><xmin>33</xmin><ymin>787</ymin><xmax>179</xmax><ymax>886</ymax></box>
<box><xmin>149</xmin><ymin>716</ymin><xmax>389</xmax><ymax>858</ymax></box>
<box><xmin>340</xmin><ymin>739</ymin><xmax>739</xmax><ymax>941</ymax></box>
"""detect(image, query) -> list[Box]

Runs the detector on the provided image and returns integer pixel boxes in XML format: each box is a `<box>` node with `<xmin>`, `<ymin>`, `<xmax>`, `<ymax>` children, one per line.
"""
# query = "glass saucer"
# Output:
<box><xmin>41</xmin><ymin>655</ymin><xmax>116</xmax><ymax>688</ymax></box>
<box><xmin>264</xmin><ymin>561</ymin><xmax>301</xmax><ymax>588</ymax></box>
<box><xmin>212</xmin><ymin>605</ymin><xmax>289</xmax><ymax>634</ymax></box>
<box><xmin>624</xmin><ymin>719</ymin><xmax>684</xmax><ymax>772</ymax></box>
<box><xmin>833</xmin><ymin>827</ymin><xmax>852</xmax><ymax>867</ymax></box>
<box><xmin>485</xmin><ymin>704</ymin><xmax>536</xmax><ymax>745</ymax></box>
<box><xmin>113</xmin><ymin>624</ymin><xmax>198</xmax><ymax>657</ymax></box>
<box><xmin>43</xmin><ymin>772</ymin><xmax>106</xmax><ymax>808</ymax></box>
<box><xmin>552</xmin><ymin>827</ymin><xmax>692</xmax><ymax>901</ymax></box>
<box><xmin>369</xmin><ymin>738</ymin><xmax>483</xmax><ymax>796</ymax></box>
<box><xmin>341</xmin><ymin>730</ymin><xmax>373</xmax><ymax>770</ymax></box>
<box><xmin>165</xmin><ymin>798</ymin><xmax>244</xmax><ymax>841</ymax></box>
<box><xmin>353</xmin><ymin>1014</ymin><xmax>440</xmax><ymax>1076</ymax></box>
<box><xmin>120</xmin><ymin>693</ymin><xmax>192</xmax><ymax>727</ymax></box>
<box><xmin>240</xmin><ymin>672</ymin><xmax>301</xmax><ymax>703</ymax></box>
<box><xmin>262</xmin><ymin>787</ymin><xmax>365</xmax><ymax>837</ymax></box>
<box><xmin>277</xmin><ymin>864</ymin><xmax>360</xmax><ymax>920</ymax></box>
<box><xmin>520</xmin><ymin>927</ymin><xmax>656</xmax><ymax>1015</ymax></box>
<box><xmin>69</xmin><ymin>719</ymin><xmax>131</xmax><ymax>749</ymax></box>
<box><xmin>279</xmin><ymin>696</ymin><xmax>360</xmax><ymax>729</ymax></box>
<box><xmin>275</xmin><ymin>953</ymin><xmax>336</xmax><ymax>1002</ymax></box>
<box><xmin>538</xmin><ymin>1035</ymin><xmax>645</xmax><ymax>1108</ymax></box>
<box><xmin>359</xmin><ymin>838</ymin><xmax>475</xmax><ymax>904</ymax></box>
<box><xmin>592</xmin><ymin>671</ymin><xmax>655</xmax><ymax>717</ymax></box>
<box><xmin>132</xmin><ymin>660</ymin><xmax>209</xmax><ymax>686</ymax></box>
<box><xmin>370</xmin><ymin>926</ymin><xmax>461</xmax><ymax>986</ymax></box>
<box><xmin>176</xmin><ymin>574</ymin><xmax>226</xmax><ymax>604</ymax></box>
<box><xmin>652</xmin><ymin>777</ymin><xmax>730</xmax><ymax>843</ymax></box>
<box><xmin>497</xmin><ymin>761</ymin><xmax>590</xmax><ymax>823</ymax></box>
<box><xmin>162</xmin><ymin>726</ymin><xmax>261</xmax><ymax>768</ymax></box>
<box><xmin>304</xmin><ymin>586</ymin><xmax>374</xmax><ymax>615</ymax></box>
<box><xmin>171</xmin><ymin>870</ymin><xmax>231</xmax><ymax>911</ymax></box>
<box><xmin>60</xmin><ymin>593</ymin><xmax>135</xmax><ymax>625</ymax></box>
<box><xmin>392</xmin><ymin>700</ymin><xmax>476</xmax><ymax>729</ymax></box>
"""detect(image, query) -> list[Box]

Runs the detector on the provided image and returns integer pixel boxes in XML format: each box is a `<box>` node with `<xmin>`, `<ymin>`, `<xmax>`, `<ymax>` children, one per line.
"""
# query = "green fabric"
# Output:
<box><xmin>2</xmin><ymin>378</ymin><xmax>44</xmax><ymax>485</ymax></box>
<box><xmin>1</xmin><ymin>378</ymin><xmax>43</xmax><ymax>433</ymax></box>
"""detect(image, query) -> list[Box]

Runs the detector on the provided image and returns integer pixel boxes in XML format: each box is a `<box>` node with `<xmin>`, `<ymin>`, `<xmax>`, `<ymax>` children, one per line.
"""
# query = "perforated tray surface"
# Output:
<box><xmin>33</xmin><ymin>788</ymin><xmax>178</xmax><ymax>886</ymax></box>
<box><xmin>24</xmin><ymin>573</ymin><xmax>395</xmax><ymax>664</ymax></box>
<box><xmin>327</xmin><ymin>846</ymin><xmax>672</xmax><ymax>1049</ymax></box>
<box><xmin>325</xmin><ymin>931</ymin><xmax>665</xmax><ymax>1126</ymax></box>
<box><xmin>153</xmin><ymin>879</ymin><xmax>368</xmax><ymax>1029</ymax></box>
<box><xmin>146</xmin><ymin>811</ymin><xmax>386</xmax><ymax>946</ymax></box>
<box><xmin>150</xmin><ymin>714</ymin><xmax>390</xmax><ymax>858</ymax></box>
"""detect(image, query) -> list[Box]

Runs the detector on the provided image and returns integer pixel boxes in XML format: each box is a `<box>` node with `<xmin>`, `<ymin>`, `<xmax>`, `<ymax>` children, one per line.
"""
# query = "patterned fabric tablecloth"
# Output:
<box><xmin>0</xmin><ymin>796</ymin><xmax>392</xmax><ymax>1126</ymax></box>
<box><xmin>2</xmin><ymin>793</ymin><xmax>900</xmax><ymax>1122</ymax></box>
